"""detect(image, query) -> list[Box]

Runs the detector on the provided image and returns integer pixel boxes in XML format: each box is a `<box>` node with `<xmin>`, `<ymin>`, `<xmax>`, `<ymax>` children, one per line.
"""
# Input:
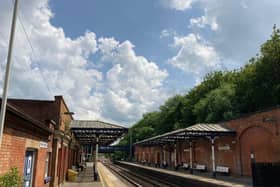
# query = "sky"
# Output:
<box><xmin>0</xmin><ymin>0</ymin><xmax>280</xmax><ymax>126</ymax></box>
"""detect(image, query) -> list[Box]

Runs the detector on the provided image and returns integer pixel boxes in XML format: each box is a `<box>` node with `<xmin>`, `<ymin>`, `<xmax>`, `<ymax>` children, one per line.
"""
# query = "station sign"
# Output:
<box><xmin>218</xmin><ymin>144</ymin><xmax>230</xmax><ymax>151</ymax></box>
<box><xmin>39</xmin><ymin>141</ymin><xmax>48</xmax><ymax>148</ymax></box>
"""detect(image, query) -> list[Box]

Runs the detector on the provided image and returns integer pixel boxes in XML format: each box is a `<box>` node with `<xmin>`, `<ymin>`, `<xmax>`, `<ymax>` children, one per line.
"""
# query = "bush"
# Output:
<box><xmin>0</xmin><ymin>167</ymin><xmax>22</xmax><ymax>187</ymax></box>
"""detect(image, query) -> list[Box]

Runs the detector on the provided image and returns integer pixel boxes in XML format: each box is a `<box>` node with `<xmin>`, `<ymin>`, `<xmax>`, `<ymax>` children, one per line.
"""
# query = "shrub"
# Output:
<box><xmin>0</xmin><ymin>167</ymin><xmax>22</xmax><ymax>187</ymax></box>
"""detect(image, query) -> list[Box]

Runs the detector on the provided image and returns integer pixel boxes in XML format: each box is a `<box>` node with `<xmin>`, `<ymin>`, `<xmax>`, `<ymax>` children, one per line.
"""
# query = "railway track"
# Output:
<box><xmin>104</xmin><ymin>162</ymin><xmax>179</xmax><ymax>187</ymax></box>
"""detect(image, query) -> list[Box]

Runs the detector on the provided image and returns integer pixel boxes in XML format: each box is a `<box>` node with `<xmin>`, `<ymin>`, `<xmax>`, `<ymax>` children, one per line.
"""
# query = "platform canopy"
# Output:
<box><xmin>134</xmin><ymin>123</ymin><xmax>236</xmax><ymax>146</ymax></box>
<box><xmin>70</xmin><ymin>120</ymin><xmax>128</xmax><ymax>145</ymax></box>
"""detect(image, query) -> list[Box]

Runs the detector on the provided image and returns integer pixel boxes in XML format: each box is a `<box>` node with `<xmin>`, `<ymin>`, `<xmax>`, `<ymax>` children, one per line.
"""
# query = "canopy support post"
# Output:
<box><xmin>189</xmin><ymin>140</ymin><xmax>193</xmax><ymax>174</ymax></box>
<box><xmin>94</xmin><ymin>136</ymin><xmax>99</xmax><ymax>181</ymax></box>
<box><xmin>210</xmin><ymin>136</ymin><xmax>217</xmax><ymax>178</ymax></box>
<box><xmin>174</xmin><ymin>143</ymin><xmax>177</xmax><ymax>169</ymax></box>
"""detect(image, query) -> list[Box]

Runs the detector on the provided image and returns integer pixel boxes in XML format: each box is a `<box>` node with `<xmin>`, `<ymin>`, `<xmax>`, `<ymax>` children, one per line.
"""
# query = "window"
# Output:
<box><xmin>45</xmin><ymin>152</ymin><xmax>51</xmax><ymax>178</ymax></box>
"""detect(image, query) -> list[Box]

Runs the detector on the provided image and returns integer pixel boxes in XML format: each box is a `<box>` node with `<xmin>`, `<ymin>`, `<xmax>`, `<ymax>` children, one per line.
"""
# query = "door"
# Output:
<box><xmin>240</xmin><ymin>127</ymin><xmax>273</xmax><ymax>176</ymax></box>
<box><xmin>23</xmin><ymin>151</ymin><xmax>35</xmax><ymax>187</ymax></box>
<box><xmin>157</xmin><ymin>152</ymin><xmax>160</xmax><ymax>164</ymax></box>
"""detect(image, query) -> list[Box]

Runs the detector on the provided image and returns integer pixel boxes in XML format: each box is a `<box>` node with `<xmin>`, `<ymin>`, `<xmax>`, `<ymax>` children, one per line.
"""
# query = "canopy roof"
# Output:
<box><xmin>134</xmin><ymin>123</ymin><xmax>236</xmax><ymax>146</ymax></box>
<box><xmin>70</xmin><ymin>120</ymin><xmax>128</xmax><ymax>145</ymax></box>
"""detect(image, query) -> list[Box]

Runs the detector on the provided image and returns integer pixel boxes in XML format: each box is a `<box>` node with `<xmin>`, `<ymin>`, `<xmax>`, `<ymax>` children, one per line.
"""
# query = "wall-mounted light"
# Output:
<box><xmin>63</xmin><ymin>112</ymin><xmax>74</xmax><ymax>115</ymax></box>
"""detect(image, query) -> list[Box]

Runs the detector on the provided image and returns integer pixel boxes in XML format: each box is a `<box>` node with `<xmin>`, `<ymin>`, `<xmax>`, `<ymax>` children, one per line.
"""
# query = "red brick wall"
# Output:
<box><xmin>57</xmin><ymin>144</ymin><xmax>69</xmax><ymax>183</ymax></box>
<box><xmin>214</xmin><ymin>137</ymin><xmax>237</xmax><ymax>173</ymax></box>
<box><xmin>34</xmin><ymin>148</ymin><xmax>49</xmax><ymax>187</ymax></box>
<box><xmin>68</xmin><ymin>149</ymin><xmax>72</xmax><ymax>169</ymax></box>
<box><xmin>193</xmin><ymin>139</ymin><xmax>211</xmax><ymax>169</ymax></box>
<box><xmin>163</xmin><ymin>145</ymin><xmax>172</xmax><ymax>166</ymax></box>
<box><xmin>64</xmin><ymin>146</ymin><xmax>69</xmax><ymax>180</ymax></box>
<box><xmin>5</xmin><ymin>98</ymin><xmax>73</xmax><ymax>186</ymax></box>
<box><xmin>134</xmin><ymin>146</ymin><xmax>141</xmax><ymax>161</ymax></box>
<box><xmin>8</xmin><ymin>96</ymin><xmax>73</xmax><ymax>132</ymax></box>
<box><xmin>177</xmin><ymin>142</ymin><xmax>189</xmax><ymax>164</ymax></box>
<box><xmin>135</xmin><ymin>107</ymin><xmax>280</xmax><ymax>176</ymax></box>
<box><xmin>224</xmin><ymin>107</ymin><xmax>280</xmax><ymax>176</ymax></box>
<box><xmin>57</xmin><ymin>147</ymin><xmax>62</xmax><ymax>183</ymax></box>
<box><xmin>0</xmin><ymin>128</ymin><xmax>26</xmax><ymax>175</ymax></box>
<box><xmin>8</xmin><ymin>100</ymin><xmax>58</xmax><ymax>125</ymax></box>
<box><xmin>154</xmin><ymin>146</ymin><xmax>161</xmax><ymax>164</ymax></box>
<box><xmin>0</xmin><ymin>127</ymin><xmax>50</xmax><ymax>187</ymax></box>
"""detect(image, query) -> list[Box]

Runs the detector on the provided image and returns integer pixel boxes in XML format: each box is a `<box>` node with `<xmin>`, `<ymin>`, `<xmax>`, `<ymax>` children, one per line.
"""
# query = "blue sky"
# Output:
<box><xmin>1</xmin><ymin>0</ymin><xmax>280</xmax><ymax>126</ymax></box>
<box><xmin>49</xmin><ymin>0</ymin><xmax>199</xmax><ymax>93</ymax></box>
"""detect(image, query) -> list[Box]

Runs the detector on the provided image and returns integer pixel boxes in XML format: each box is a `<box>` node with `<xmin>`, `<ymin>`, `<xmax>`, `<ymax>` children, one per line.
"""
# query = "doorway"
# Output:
<box><xmin>23</xmin><ymin>150</ymin><xmax>36</xmax><ymax>187</ymax></box>
<box><xmin>240</xmin><ymin>126</ymin><xmax>273</xmax><ymax>176</ymax></box>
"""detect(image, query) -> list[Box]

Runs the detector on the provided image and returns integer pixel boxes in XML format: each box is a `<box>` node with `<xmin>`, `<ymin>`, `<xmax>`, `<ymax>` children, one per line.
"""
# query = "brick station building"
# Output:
<box><xmin>134</xmin><ymin>106</ymin><xmax>280</xmax><ymax>177</ymax></box>
<box><xmin>0</xmin><ymin>96</ymin><xmax>79</xmax><ymax>187</ymax></box>
<box><xmin>0</xmin><ymin>101</ymin><xmax>54</xmax><ymax>187</ymax></box>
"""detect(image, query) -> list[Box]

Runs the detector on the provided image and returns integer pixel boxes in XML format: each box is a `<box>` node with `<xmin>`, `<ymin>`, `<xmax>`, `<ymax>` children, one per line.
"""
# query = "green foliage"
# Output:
<box><xmin>112</xmin><ymin>151</ymin><xmax>128</xmax><ymax>161</ymax></box>
<box><xmin>193</xmin><ymin>83</ymin><xmax>236</xmax><ymax>122</ymax></box>
<box><xmin>118</xmin><ymin>26</ymin><xmax>280</xmax><ymax>148</ymax></box>
<box><xmin>0</xmin><ymin>167</ymin><xmax>22</xmax><ymax>187</ymax></box>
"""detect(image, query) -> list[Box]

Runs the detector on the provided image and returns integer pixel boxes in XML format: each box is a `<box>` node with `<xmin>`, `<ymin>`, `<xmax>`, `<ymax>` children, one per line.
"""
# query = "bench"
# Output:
<box><xmin>193</xmin><ymin>164</ymin><xmax>207</xmax><ymax>172</ymax></box>
<box><xmin>216</xmin><ymin>166</ymin><xmax>230</xmax><ymax>175</ymax></box>
<box><xmin>76</xmin><ymin>163</ymin><xmax>85</xmax><ymax>171</ymax></box>
<box><xmin>162</xmin><ymin>161</ymin><xmax>168</xmax><ymax>169</ymax></box>
<box><xmin>44</xmin><ymin>176</ymin><xmax>52</xmax><ymax>184</ymax></box>
<box><xmin>182</xmin><ymin>163</ymin><xmax>189</xmax><ymax>169</ymax></box>
<box><xmin>154</xmin><ymin>162</ymin><xmax>160</xmax><ymax>167</ymax></box>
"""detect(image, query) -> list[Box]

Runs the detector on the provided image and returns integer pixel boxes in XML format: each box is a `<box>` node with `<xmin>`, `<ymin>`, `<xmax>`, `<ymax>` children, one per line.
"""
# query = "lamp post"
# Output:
<box><xmin>129</xmin><ymin>128</ymin><xmax>133</xmax><ymax>161</ymax></box>
<box><xmin>0</xmin><ymin>0</ymin><xmax>19</xmax><ymax>147</ymax></box>
<box><xmin>64</xmin><ymin>112</ymin><xmax>75</xmax><ymax>115</ymax></box>
<box><xmin>250</xmin><ymin>150</ymin><xmax>256</xmax><ymax>186</ymax></box>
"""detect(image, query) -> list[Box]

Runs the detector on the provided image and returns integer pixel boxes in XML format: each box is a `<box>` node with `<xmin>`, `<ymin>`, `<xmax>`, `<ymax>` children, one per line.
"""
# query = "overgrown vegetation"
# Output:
<box><xmin>119</xmin><ymin>26</ymin><xmax>280</xmax><ymax>146</ymax></box>
<box><xmin>0</xmin><ymin>167</ymin><xmax>22</xmax><ymax>187</ymax></box>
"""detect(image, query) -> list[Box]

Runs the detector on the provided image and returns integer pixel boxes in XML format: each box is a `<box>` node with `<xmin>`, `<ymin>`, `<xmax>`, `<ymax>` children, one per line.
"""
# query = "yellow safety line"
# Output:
<box><xmin>97</xmin><ymin>163</ymin><xmax>107</xmax><ymax>187</ymax></box>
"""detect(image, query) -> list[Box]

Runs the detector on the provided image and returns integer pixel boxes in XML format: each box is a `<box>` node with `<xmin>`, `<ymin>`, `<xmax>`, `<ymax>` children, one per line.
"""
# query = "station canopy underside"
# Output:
<box><xmin>134</xmin><ymin>123</ymin><xmax>236</xmax><ymax>146</ymax></box>
<box><xmin>70</xmin><ymin>120</ymin><xmax>128</xmax><ymax>145</ymax></box>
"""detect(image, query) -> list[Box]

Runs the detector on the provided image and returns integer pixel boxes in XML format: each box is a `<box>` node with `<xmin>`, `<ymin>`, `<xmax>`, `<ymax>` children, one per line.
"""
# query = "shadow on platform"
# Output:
<box><xmin>62</xmin><ymin>162</ymin><xmax>102</xmax><ymax>187</ymax></box>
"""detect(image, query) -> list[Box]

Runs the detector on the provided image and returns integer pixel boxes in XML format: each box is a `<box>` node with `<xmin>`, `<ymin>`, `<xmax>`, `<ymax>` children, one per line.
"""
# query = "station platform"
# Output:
<box><xmin>62</xmin><ymin>162</ymin><xmax>102</xmax><ymax>187</ymax></box>
<box><xmin>98</xmin><ymin>162</ymin><xmax>127</xmax><ymax>187</ymax></box>
<box><xmin>119</xmin><ymin>161</ymin><xmax>252</xmax><ymax>187</ymax></box>
<box><xmin>62</xmin><ymin>162</ymin><xmax>127</xmax><ymax>187</ymax></box>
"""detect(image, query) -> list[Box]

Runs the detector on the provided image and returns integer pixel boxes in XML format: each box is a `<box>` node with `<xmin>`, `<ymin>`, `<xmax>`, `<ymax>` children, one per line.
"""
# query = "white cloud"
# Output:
<box><xmin>186</xmin><ymin>0</ymin><xmax>280</xmax><ymax>67</ymax></box>
<box><xmin>0</xmin><ymin>0</ymin><xmax>169</xmax><ymax>126</ymax></box>
<box><xmin>160</xmin><ymin>29</ymin><xmax>177</xmax><ymax>38</ymax></box>
<box><xmin>167</xmin><ymin>0</ymin><xmax>280</xmax><ymax>80</ymax></box>
<box><xmin>161</xmin><ymin>0</ymin><xmax>194</xmax><ymax>11</ymax></box>
<box><xmin>189</xmin><ymin>14</ymin><xmax>218</xmax><ymax>31</ymax></box>
<box><xmin>160</xmin><ymin>29</ymin><xmax>170</xmax><ymax>38</ymax></box>
<box><xmin>99</xmin><ymin>38</ymin><xmax>169</xmax><ymax>123</ymax></box>
<box><xmin>168</xmin><ymin>33</ymin><xmax>220</xmax><ymax>75</ymax></box>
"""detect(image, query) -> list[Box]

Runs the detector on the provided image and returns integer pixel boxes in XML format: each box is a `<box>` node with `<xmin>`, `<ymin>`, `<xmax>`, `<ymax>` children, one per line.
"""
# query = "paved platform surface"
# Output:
<box><xmin>62</xmin><ymin>182</ymin><xmax>103</xmax><ymax>187</ymax></box>
<box><xmin>62</xmin><ymin>162</ymin><xmax>102</xmax><ymax>187</ymax></box>
<box><xmin>98</xmin><ymin>162</ymin><xmax>127</xmax><ymax>187</ymax></box>
<box><xmin>120</xmin><ymin>161</ymin><xmax>252</xmax><ymax>187</ymax></box>
<box><xmin>62</xmin><ymin>162</ymin><xmax>127</xmax><ymax>187</ymax></box>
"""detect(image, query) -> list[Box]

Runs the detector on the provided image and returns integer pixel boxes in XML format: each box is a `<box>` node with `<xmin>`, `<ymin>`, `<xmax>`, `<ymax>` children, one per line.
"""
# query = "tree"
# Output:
<box><xmin>118</xmin><ymin>26</ymin><xmax>280</xmax><ymax>149</ymax></box>
<box><xmin>254</xmin><ymin>25</ymin><xmax>280</xmax><ymax>108</ymax></box>
<box><xmin>193</xmin><ymin>83</ymin><xmax>236</xmax><ymax>122</ymax></box>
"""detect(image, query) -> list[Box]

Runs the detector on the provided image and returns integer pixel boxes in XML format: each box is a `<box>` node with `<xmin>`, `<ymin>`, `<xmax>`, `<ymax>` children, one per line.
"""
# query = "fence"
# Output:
<box><xmin>251</xmin><ymin>162</ymin><xmax>280</xmax><ymax>187</ymax></box>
